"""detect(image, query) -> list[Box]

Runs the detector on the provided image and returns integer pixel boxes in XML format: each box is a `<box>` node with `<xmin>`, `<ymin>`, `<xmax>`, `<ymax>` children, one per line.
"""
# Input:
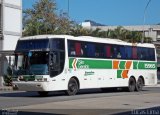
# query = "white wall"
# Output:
<box><xmin>4</xmin><ymin>0</ymin><xmax>21</xmax><ymax>7</ymax></box>
<box><xmin>0</xmin><ymin>0</ymin><xmax>22</xmax><ymax>51</ymax></box>
<box><xmin>2</xmin><ymin>35</ymin><xmax>19</xmax><ymax>51</ymax></box>
<box><xmin>0</xmin><ymin>0</ymin><xmax>22</xmax><ymax>86</ymax></box>
<box><xmin>149</xmin><ymin>31</ymin><xmax>157</xmax><ymax>41</ymax></box>
<box><xmin>3</xmin><ymin>7</ymin><xmax>21</xmax><ymax>33</ymax></box>
<box><xmin>145</xmin><ymin>30</ymin><xmax>157</xmax><ymax>41</ymax></box>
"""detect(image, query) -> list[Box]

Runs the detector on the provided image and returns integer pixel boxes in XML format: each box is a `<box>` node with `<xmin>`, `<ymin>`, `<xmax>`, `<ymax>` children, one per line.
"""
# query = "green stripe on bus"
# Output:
<box><xmin>117</xmin><ymin>70</ymin><xmax>123</xmax><ymax>78</ymax></box>
<box><xmin>69</xmin><ymin>58</ymin><xmax>74</xmax><ymax>68</ymax></box>
<box><xmin>133</xmin><ymin>61</ymin><xmax>157</xmax><ymax>70</ymax></box>
<box><xmin>133</xmin><ymin>62</ymin><xmax>138</xmax><ymax>69</ymax></box>
<box><xmin>69</xmin><ymin>58</ymin><xmax>157</xmax><ymax>70</ymax></box>
<box><xmin>69</xmin><ymin>58</ymin><xmax>112</xmax><ymax>69</ymax></box>
<box><xmin>119</xmin><ymin>61</ymin><xmax>126</xmax><ymax>69</ymax></box>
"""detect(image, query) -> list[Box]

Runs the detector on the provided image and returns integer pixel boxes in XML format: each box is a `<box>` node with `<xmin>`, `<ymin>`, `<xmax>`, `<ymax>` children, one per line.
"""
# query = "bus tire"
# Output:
<box><xmin>38</xmin><ymin>91</ymin><xmax>49</xmax><ymax>97</ymax></box>
<box><xmin>128</xmin><ymin>77</ymin><xmax>136</xmax><ymax>92</ymax></box>
<box><xmin>136</xmin><ymin>77</ymin><xmax>144</xmax><ymax>92</ymax></box>
<box><xmin>66</xmin><ymin>78</ymin><xmax>79</xmax><ymax>96</ymax></box>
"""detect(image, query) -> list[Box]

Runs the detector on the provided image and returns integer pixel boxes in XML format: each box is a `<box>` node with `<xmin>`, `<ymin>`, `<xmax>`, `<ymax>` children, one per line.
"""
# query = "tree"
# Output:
<box><xmin>129</xmin><ymin>31</ymin><xmax>142</xmax><ymax>43</ymax></box>
<box><xmin>23</xmin><ymin>0</ymin><xmax>72</xmax><ymax>36</ymax></box>
<box><xmin>84</xmin><ymin>26</ymin><xmax>152</xmax><ymax>43</ymax></box>
<box><xmin>144</xmin><ymin>37</ymin><xmax>152</xmax><ymax>43</ymax></box>
<box><xmin>105</xmin><ymin>26</ymin><xmax>130</xmax><ymax>41</ymax></box>
<box><xmin>55</xmin><ymin>11</ymin><xmax>72</xmax><ymax>34</ymax></box>
<box><xmin>69</xmin><ymin>24</ymin><xmax>91</xmax><ymax>36</ymax></box>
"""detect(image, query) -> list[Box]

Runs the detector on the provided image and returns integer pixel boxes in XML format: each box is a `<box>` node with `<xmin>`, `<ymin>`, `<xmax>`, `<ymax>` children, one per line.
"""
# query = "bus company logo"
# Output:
<box><xmin>72</xmin><ymin>59</ymin><xmax>89</xmax><ymax>70</ymax></box>
<box><xmin>77</xmin><ymin>60</ymin><xmax>89</xmax><ymax>69</ymax></box>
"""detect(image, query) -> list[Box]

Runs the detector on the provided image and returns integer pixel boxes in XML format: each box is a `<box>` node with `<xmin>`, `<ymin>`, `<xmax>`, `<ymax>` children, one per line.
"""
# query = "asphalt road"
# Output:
<box><xmin>0</xmin><ymin>86</ymin><xmax>160</xmax><ymax>115</ymax></box>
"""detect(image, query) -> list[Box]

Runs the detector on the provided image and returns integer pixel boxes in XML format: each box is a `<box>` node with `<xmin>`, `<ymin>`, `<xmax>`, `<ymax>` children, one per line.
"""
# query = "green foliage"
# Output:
<box><xmin>23</xmin><ymin>0</ymin><xmax>72</xmax><ymax>36</ymax></box>
<box><xmin>3</xmin><ymin>67</ymin><xmax>13</xmax><ymax>86</ymax></box>
<box><xmin>87</xmin><ymin>26</ymin><xmax>151</xmax><ymax>43</ymax></box>
<box><xmin>69</xmin><ymin>24</ymin><xmax>92</xmax><ymax>36</ymax></box>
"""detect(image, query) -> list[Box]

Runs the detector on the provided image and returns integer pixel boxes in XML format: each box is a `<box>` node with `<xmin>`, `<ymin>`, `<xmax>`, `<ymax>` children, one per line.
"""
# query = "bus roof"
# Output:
<box><xmin>20</xmin><ymin>35</ymin><xmax>155</xmax><ymax>48</ymax></box>
<box><xmin>20</xmin><ymin>35</ymin><xmax>73</xmax><ymax>40</ymax></box>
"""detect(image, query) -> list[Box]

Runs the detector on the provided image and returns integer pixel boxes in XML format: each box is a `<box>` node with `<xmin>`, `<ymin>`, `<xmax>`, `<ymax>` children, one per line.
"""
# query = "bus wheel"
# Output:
<box><xmin>66</xmin><ymin>78</ymin><xmax>79</xmax><ymax>96</ymax></box>
<box><xmin>38</xmin><ymin>91</ymin><xmax>49</xmax><ymax>97</ymax></box>
<box><xmin>136</xmin><ymin>77</ymin><xmax>144</xmax><ymax>92</ymax></box>
<box><xmin>128</xmin><ymin>77</ymin><xmax>136</xmax><ymax>92</ymax></box>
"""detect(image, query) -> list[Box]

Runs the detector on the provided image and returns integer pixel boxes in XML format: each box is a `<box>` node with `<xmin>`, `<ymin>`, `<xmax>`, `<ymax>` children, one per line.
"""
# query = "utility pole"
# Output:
<box><xmin>0</xmin><ymin>0</ymin><xmax>4</xmax><ymax>87</ymax></box>
<box><xmin>141</xmin><ymin>0</ymin><xmax>151</xmax><ymax>43</ymax></box>
<box><xmin>68</xmin><ymin>0</ymin><xmax>70</xmax><ymax>17</ymax></box>
<box><xmin>0</xmin><ymin>56</ymin><xmax>4</xmax><ymax>87</ymax></box>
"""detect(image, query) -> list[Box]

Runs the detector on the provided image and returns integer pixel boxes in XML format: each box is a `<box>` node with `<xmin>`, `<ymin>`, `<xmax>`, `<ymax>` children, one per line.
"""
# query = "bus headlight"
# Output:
<box><xmin>35</xmin><ymin>76</ymin><xmax>43</xmax><ymax>81</ymax></box>
<box><xmin>35</xmin><ymin>76</ymin><xmax>48</xmax><ymax>82</ymax></box>
<box><xmin>43</xmin><ymin>78</ymin><xmax>48</xmax><ymax>82</ymax></box>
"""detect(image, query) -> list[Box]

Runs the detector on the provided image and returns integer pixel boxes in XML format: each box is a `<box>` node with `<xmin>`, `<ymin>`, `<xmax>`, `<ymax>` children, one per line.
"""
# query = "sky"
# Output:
<box><xmin>23</xmin><ymin>0</ymin><xmax>160</xmax><ymax>26</ymax></box>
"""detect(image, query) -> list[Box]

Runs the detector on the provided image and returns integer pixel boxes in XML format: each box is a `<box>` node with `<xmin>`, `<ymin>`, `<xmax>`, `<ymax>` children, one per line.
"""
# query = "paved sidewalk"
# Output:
<box><xmin>8</xmin><ymin>93</ymin><xmax>160</xmax><ymax>114</ymax></box>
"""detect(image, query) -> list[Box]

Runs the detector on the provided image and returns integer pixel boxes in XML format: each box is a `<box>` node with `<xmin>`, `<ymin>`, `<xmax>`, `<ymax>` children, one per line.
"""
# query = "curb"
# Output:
<box><xmin>0</xmin><ymin>86</ymin><xmax>13</xmax><ymax>91</ymax></box>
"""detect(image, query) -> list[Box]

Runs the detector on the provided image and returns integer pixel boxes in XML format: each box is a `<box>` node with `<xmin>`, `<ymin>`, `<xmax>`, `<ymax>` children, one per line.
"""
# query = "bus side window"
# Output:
<box><xmin>81</xmin><ymin>43</ymin><xmax>87</xmax><ymax>57</ymax></box>
<box><xmin>120</xmin><ymin>46</ymin><xmax>125</xmax><ymax>59</ymax></box>
<box><xmin>105</xmin><ymin>45</ymin><xmax>111</xmax><ymax>58</ymax></box>
<box><xmin>95</xmin><ymin>43</ymin><xmax>104</xmax><ymax>58</ymax></box>
<box><xmin>132</xmin><ymin>46</ymin><xmax>137</xmax><ymax>60</ymax></box>
<box><xmin>147</xmin><ymin>48</ymin><xmax>155</xmax><ymax>61</ymax></box>
<box><xmin>75</xmin><ymin>42</ymin><xmax>83</xmax><ymax>56</ymax></box>
<box><xmin>50</xmin><ymin>52</ymin><xmax>59</xmax><ymax>77</ymax></box>
<box><xmin>149</xmin><ymin>48</ymin><xmax>155</xmax><ymax>61</ymax></box>
<box><xmin>126</xmin><ymin>46</ymin><xmax>132</xmax><ymax>59</ymax></box>
<box><xmin>116</xmin><ymin>45</ymin><xmax>122</xmax><ymax>59</ymax></box>
<box><xmin>70</xmin><ymin>47</ymin><xmax>76</xmax><ymax>56</ymax></box>
<box><xmin>112</xmin><ymin>45</ymin><xmax>118</xmax><ymax>58</ymax></box>
<box><xmin>112</xmin><ymin>45</ymin><xmax>122</xmax><ymax>59</ymax></box>
<box><xmin>146</xmin><ymin>48</ymin><xmax>150</xmax><ymax>60</ymax></box>
<box><xmin>68</xmin><ymin>41</ymin><xmax>76</xmax><ymax>56</ymax></box>
<box><xmin>141</xmin><ymin>48</ymin><xmax>147</xmax><ymax>60</ymax></box>
<box><xmin>138</xmin><ymin>47</ymin><xmax>148</xmax><ymax>60</ymax></box>
<box><xmin>87</xmin><ymin>43</ymin><xmax>95</xmax><ymax>58</ymax></box>
<box><xmin>137</xmin><ymin>47</ymin><xmax>142</xmax><ymax>60</ymax></box>
<box><xmin>68</xmin><ymin>41</ymin><xmax>84</xmax><ymax>57</ymax></box>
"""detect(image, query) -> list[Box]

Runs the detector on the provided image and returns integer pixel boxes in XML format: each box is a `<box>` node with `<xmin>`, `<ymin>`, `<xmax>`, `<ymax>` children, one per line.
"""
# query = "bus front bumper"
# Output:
<box><xmin>13</xmin><ymin>81</ymin><xmax>49</xmax><ymax>91</ymax></box>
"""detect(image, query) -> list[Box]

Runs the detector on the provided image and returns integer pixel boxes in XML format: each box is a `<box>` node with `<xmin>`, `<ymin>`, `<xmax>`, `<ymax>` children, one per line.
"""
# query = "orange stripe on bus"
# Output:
<box><xmin>126</xmin><ymin>61</ymin><xmax>132</xmax><ymax>69</ymax></box>
<box><xmin>113</xmin><ymin>60</ymin><xmax>119</xmax><ymax>69</ymax></box>
<box><xmin>122</xmin><ymin>70</ymin><xmax>129</xmax><ymax>78</ymax></box>
<box><xmin>73</xmin><ymin>59</ymin><xmax>77</xmax><ymax>70</ymax></box>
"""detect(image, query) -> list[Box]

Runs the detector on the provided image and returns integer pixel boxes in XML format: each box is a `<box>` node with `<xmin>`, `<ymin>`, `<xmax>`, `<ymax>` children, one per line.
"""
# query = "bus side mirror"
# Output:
<box><xmin>49</xmin><ymin>51</ymin><xmax>60</xmax><ymax>77</ymax></box>
<box><xmin>50</xmin><ymin>51</ymin><xmax>58</xmax><ymax>70</ymax></box>
<box><xmin>50</xmin><ymin>52</ymin><xmax>57</xmax><ymax>65</ymax></box>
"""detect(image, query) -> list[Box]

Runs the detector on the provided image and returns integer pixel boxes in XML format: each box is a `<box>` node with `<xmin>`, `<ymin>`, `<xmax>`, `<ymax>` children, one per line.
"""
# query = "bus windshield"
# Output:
<box><xmin>14</xmin><ymin>52</ymin><xmax>49</xmax><ymax>76</ymax></box>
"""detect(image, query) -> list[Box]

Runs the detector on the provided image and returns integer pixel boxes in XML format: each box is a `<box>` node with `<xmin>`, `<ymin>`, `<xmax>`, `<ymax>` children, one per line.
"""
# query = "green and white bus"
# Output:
<box><xmin>13</xmin><ymin>35</ymin><xmax>157</xmax><ymax>96</ymax></box>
